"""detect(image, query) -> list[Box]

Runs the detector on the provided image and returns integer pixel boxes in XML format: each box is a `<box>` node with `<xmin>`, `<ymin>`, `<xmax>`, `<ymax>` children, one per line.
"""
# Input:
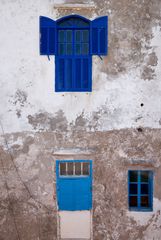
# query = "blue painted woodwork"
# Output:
<box><xmin>40</xmin><ymin>16</ymin><xmax>56</xmax><ymax>55</ymax></box>
<box><xmin>91</xmin><ymin>16</ymin><xmax>108</xmax><ymax>55</ymax></box>
<box><xmin>39</xmin><ymin>15</ymin><xmax>108</xmax><ymax>92</ymax></box>
<box><xmin>128</xmin><ymin>170</ymin><xmax>153</xmax><ymax>211</ymax></box>
<box><xmin>56</xmin><ymin>160</ymin><xmax>92</xmax><ymax>211</ymax></box>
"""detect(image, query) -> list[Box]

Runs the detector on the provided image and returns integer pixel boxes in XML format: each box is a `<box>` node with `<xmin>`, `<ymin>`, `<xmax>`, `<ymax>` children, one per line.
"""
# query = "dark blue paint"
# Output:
<box><xmin>40</xmin><ymin>16</ymin><xmax>56</xmax><ymax>55</ymax></box>
<box><xmin>56</xmin><ymin>160</ymin><xmax>92</xmax><ymax>211</ymax></box>
<box><xmin>91</xmin><ymin>16</ymin><xmax>108</xmax><ymax>55</ymax></box>
<box><xmin>128</xmin><ymin>170</ymin><xmax>153</xmax><ymax>212</ymax></box>
<box><xmin>39</xmin><ymin>15</ymin><xmax>108</xmax><ymax>92</ymax></box>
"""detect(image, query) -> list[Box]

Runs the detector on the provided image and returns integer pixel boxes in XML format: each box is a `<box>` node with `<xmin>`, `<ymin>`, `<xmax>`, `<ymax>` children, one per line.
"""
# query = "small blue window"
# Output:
<box><xmin>40</xmin><ymin>15</ymin><xmax>108</xmax><ymax>92</ymax></box>
<box><xmin>128</xmin><ymin>170</ymin><xmax>153</xmax><ymax>211</ymax></box>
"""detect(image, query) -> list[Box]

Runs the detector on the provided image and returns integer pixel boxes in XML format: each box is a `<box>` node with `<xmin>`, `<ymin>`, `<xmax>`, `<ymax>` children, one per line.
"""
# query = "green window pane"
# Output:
<box><xmin>59</xmin><ymin>30</ymin><xmax>65</xmax><ymax>42</ymax></box>
<box><xmin>129</xmin><ymin>171</ymin><xmax>138</xmax><ymax>182</ymax></box>
<box><xmin>82</xmin><ymin>30</ymin><xmax>89</xmax><ymax>42</ymax></box>
<box><xmin>66</xmin><ymin>44</ymin><xmax>72</xmax><ymax>55</ymax></box>
<box><xmin>141</xmin><ymin>171</ymin><xmax>149</xmax><ymax>182</ymax></box>
<box><xmin>59</xmin><ymin>43</ymin><xmax>65</xmax><ymax>55</ymax></box>
<box><xmin>75</xmin><ymin>30</ymin><xmax>81</xmax><ymax>42</ymax></box>
<box><xmin>75</xmin><ymin>43</ymin><xmax>81</xmax><ymax>55</ymax></box>
<box><xmin>66</xmin><ymin>30</ymin><xmax>72</xmax><ymax>42</ymax></box>
<box><xmin>82</xmin><ymin>43</ymin><xmax>89</xmax><ymax>55</ymax></box>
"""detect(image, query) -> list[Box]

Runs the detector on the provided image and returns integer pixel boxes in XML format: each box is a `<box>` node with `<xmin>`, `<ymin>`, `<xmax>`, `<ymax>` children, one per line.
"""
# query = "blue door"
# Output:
<box><xmin>56</xmin><ymin>160</ymin><xmax>92</xmax><ymax>211</ymax></box>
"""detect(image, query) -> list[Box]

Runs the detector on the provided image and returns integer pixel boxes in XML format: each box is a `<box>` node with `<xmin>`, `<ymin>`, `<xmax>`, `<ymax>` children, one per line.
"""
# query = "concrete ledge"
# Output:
<box><xmin>54</xmin><ymin>3</ymin><xmax>96</xmax><ymax>10</ymax></box>
<box><xmin>52</xmin><ymin>148</ymin><xmax>94</xmax><ymax>156</ymax></box>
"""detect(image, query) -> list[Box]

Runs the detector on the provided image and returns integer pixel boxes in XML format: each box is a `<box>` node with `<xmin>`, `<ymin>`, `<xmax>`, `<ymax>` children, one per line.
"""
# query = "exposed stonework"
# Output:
<box><xmin>1</xmin><ymin>129</ymin><xmax>161</xmax><ymax>239</ymax></box>
<box><xmin>0</xmin><ymin>0</ymin><xmax>161</xmax><ymax>132</ymax></box>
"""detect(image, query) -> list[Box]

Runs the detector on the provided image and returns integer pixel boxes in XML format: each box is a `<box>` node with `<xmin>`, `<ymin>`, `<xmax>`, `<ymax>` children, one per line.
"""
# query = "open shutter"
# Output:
<box><xmin>91</xmin><ymin>16</ymin><xmax>108</xmax><ymax>55</ymax></box>
<box><xmin>40</xmin><ymin>16</ymin><xmax>56</xmax><ymax>55</ymax></box>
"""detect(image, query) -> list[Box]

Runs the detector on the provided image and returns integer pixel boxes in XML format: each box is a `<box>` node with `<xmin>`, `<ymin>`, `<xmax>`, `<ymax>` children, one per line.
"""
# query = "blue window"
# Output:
<box><xmin>40</xmin><ymin>15</ymin><xmax>108</xmax><ymax>92</ymax></box>
<box><xmin>128</xmin><ymin>170</ymin><xmax>153</xmax><ymax>211</ymax></box>
<box><xmin>56</xmin><ymin>160</ymin><xmax>92</xmax><ymax>211</ymax></box>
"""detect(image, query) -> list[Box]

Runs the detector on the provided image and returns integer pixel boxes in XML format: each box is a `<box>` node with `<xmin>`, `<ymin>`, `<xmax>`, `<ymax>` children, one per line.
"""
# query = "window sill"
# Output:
<box><xmin>128</xmin><ymin>207</ymin><xmax>153</xmax><ymax>212</ymax></box>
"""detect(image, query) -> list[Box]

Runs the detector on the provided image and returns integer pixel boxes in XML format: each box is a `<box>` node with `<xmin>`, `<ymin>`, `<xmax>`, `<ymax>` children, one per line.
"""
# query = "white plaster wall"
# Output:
<box><xmin>59</xmin><ymin>211</ymin><xmax>91</xmax><ymax>239</ymax></box>
<box><xmin>0</xmin><ymin>0</ymin><xmax>161</xmax><ymax>133</ymax></box>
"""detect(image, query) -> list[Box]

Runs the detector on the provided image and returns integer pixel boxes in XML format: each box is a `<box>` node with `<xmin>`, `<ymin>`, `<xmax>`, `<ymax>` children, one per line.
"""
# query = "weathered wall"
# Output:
<box><xmin>0</xmin><ymin>0</ymin><xmax>161</xmax><ymax>133</ymax></box>
<box><xmin>1</xmin><ymin>129</ymin><xmax>161</xmax><ymax>239</ymax></box>
<box><xmin>0</xmin><ymin>0</ymin><xmax>161</xmax><ymax>239</ymax></box>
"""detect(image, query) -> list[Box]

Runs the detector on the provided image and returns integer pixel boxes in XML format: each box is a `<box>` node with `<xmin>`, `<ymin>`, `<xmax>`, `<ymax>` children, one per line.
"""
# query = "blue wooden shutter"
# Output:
<box><xmin>74</xmin><ymin>58</ymin><xmax>92</xmax><ymax>91</ymax></box>
<box><xmin>40</xmin><ymin>16</ymin><xmax>56</xmax><ymax>55</ymax></box>
<box><xmin>91</xmin><ymin>16</ymin><xmax>108</xmax><ymax>55</ymax></box>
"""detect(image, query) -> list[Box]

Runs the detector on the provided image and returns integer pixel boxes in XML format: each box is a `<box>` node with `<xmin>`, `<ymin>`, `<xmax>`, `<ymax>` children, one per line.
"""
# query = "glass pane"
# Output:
<box><xmin>129</xmin><ymin>196</ymin><xmax>138</xmax><ymax>207</ymax></box>
<box><xmin>66</xmin><ymin>44</ymin><xmax>72</xmax><ymax>55</ymax></box>
<box><xmin>67</xmin><ymin>162</ymin><xmax>73</xmax><ymax>175</ymax></box>
<box><xmin>129</xmin><ymin>171</ymin><xmax>138</xmax><ymax>182</ymax></box>
<box><xmin>141</xmin><ymin>171</ymin><xmax>149</xmax><ymax>182</ymax></box>
<box><xmin>59</xmin><ymin>30</ymin><xmax>65</xmax><ymax>42</ymax></box>
<box><xmin>58</xmin><ymin>18</ymin><xmax>89</xmax><ymax>27</ymax></box>
<box><xmin>82</xmin><ymin>43</ymin><xmax>89</xmax><ymax>55</ymax></box>
<box><xmin>73</xmin><ymin>18</ymin><xmax>89</xmax><ymax>27</ymax></box>
<box><xmin>60</xmin><ymin>163</ymin><xmax>66</xmax><ymax>175</ymax></box>
<box><xmin>66</xmin><ymin>30</ymin><xmax>72</xmax><ymax>42</ymax></box>
<box><xmin>129</xmin><ymin>184</ymin><xmax>138</xmax><ymax>194</ymax></box>
<box><xmin>75</xmin><ymin>44</ymin><xmax>81</xmax><ymax>55</ymax></box>
<box><xmin>75</xmin><ymin>30</ymin><xmax>81</xmax><ymax>42</ymax></box>
<box><xmin>141</xmin><ymin>184</ymin><xmax>149</xmax><ymax>194</ymax></box>
<box><xmin>75</xmin><ymin>162</ymin><xmax>81</xmax><ymax>175</ymax></box>
<box><xmin>83</xmin><ymin>162</ymin><xmax>89</xmax><ymax>175</ymax></box>
<box><xmin>82</xmin><ymin>30</ymin><xmax>89</xmax><ymax>42</ymax></box>
<box><xmin>141</xmin><ymin>196</ymin><xmax>149</xmax><ymax>207</ymax></box>
<box><xmin>58</xmin><ymin>43</ymin><xmax>65</xmax><ymax>55</ymax></box>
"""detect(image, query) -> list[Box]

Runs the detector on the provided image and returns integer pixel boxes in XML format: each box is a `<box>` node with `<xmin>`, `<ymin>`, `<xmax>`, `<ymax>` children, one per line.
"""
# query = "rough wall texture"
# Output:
<box><xmin>1</xmin><ymin>129</ymin><xmax>161</xmax><ymax>240</ymax></box>
<box><xmin>0</xmin><ymin>0</ymin><xmax>161</xmax><ymax>239</ymax></box>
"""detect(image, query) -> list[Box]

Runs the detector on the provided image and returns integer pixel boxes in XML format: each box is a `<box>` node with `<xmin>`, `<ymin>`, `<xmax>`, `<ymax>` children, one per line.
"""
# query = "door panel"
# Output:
<box><xmin>56</xmin><ymin>160</ymin><xmax>92</xmax><ymax>211</ymax></box>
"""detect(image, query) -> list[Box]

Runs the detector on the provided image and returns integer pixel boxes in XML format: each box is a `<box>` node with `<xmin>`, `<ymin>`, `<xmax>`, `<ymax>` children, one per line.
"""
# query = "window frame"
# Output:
<box><xmin>56</xmin><ymin>160</ymin><xmax>92</xmax><ymax>179</ymax></box>
<box><xmin>55</xmin><ymin>16</ymin><xmax>91</xmax><ymax>92</ymax></box>
<box><xmin>40</xmin><ymin>15</ymin><xmax>108</xmax><ymax>92</ymax></box>
<box><xmin>57</xmin><ymin>28</ymin><xmax>90</xmax><ymax>57</ymax></box>
<box><xmin>128</xmin><ymin>170</ymin><xmax>153</xmax><ymax>212</ymax></box>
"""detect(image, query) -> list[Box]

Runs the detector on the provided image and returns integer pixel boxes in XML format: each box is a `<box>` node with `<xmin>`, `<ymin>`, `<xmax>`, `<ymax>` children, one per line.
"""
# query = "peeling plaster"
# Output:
<box><xmin>126</xmin><ymin>198</ymin><xmax>161</xmax><ymax>226</ymax></box>
<box><xmin>0</xmin><ymin>0</ymin><xmax>161</xmax><ymax>133</ymax></box>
